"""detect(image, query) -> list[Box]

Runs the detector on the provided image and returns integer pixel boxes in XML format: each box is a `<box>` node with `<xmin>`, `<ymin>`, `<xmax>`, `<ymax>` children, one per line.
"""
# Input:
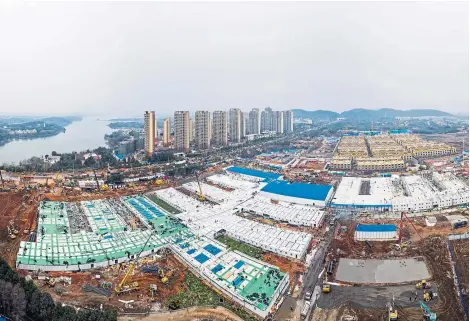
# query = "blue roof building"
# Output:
<box><xmin>226</xmin><ymin>166</ymin><xmax>282</xmax><ymax>182</ymax></box>
<box><xmin>354</xmin><ymin>224</ymin><xmax>397</xmax><ymax>241</ymax></box>
<box><xmin>259</xmin><ymin>180</ymin><xmax>333</xmax><ymax>206</ymax></box>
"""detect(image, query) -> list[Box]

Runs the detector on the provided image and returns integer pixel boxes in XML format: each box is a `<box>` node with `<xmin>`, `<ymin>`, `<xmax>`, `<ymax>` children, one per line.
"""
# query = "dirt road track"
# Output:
<box><xmin>118</xmin><ymin>306</ymin><xmax>244</xmax><ymax>321</ymax></box>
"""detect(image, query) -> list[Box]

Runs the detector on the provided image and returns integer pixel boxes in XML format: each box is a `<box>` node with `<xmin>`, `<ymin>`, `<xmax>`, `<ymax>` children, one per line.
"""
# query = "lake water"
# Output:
<box><xmin>0</xmin><ymin>117</ymin><xmax>113</xmax><ymax>164</ymax></box>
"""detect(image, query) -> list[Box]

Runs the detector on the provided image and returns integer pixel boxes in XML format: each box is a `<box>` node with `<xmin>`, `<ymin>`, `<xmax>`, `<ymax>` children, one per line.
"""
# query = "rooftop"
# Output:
<box><xmin>226</xmin><ymin>166</ymin><xmax>282</xmax><ymax>182</ymax></box>
<box><xmin>261</xmin><ymin>180</ymin><xmax>332</xmax><ymax>201</ymax></box>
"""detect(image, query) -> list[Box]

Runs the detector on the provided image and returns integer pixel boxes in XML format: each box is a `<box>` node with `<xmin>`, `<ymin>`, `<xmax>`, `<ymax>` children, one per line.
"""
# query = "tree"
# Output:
<box><xmin>84</xmin><ymin>156</ymin><xmax>96</xmax><ymax>167</ymax></box>
<box><xmin>39</xmin><ymin>292</ymin><xmax>55</xmax><ymax>320</ymax></box>
<box><xmin>11</xmin><ymin>283</ymin><xmax>26</xmax><ymax>321</ymax></box>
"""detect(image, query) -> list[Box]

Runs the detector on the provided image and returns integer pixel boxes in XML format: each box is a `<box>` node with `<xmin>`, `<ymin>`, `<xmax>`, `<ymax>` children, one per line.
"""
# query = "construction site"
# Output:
<box><xmin>311</xmin><ymin>216</ymin><xmax>468</xmax><ymax>321</ymax></box>
<box><xmin>0</xmin><ymin>162</ymin><xmax>468</xmax><ymax>321</ymax></box>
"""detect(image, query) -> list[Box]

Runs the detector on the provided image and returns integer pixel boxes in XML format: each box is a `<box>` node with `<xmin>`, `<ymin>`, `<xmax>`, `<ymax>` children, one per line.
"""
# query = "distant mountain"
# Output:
<box><xmin>291</xmin><ymin>109</ymin><xmax>339</xmax><ymax>119</ymax></box>
<box><xmin>292</xmin><ymin>108</ymin><xmax>453</xmax><ymax>120</ymax></box>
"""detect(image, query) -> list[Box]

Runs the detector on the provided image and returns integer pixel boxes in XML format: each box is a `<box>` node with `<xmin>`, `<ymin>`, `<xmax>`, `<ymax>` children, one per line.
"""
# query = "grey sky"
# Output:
<box><xmin>0</xmin><ymin>1</ymin><xmax>468</xmax><ymax>117</ymax></box>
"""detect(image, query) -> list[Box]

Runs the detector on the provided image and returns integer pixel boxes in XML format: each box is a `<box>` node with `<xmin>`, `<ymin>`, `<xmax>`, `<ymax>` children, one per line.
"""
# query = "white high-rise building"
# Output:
<box><xmin>144</xmin><ymin>111</ymin><xmax>156</xmax><ymax>155</ymax></box>
<box><xmin>163</xmin><ymin>118</ymin><xmax>171</xmax><ymax>147</ymax></box>
<box><xmin>283</xmin><ymin>110</ymin><xmax>294</xmax><ymax>133</ymax></box>
<box><xmin>189</xmin><ymin>118</ymin><xmax>194</xmax><ymax>142</ymax></box>
<box><xmin>212</xmin><ymin>111</ymin><xmax>228</xmax><ymax>146</ymax></box>
<box><xmin>229</xmin><ymin>108</ymin><xmax>242</xmax><ymax>143</ymax></box>
<box><xmin>273</xmin><ymin>111</ymin><xmax>284</xmax><ymax>134</ymax></box>
<box><xmin>248</xmin><ymin>108</ymin><xmax>261</xmax><ymax>135</ymax></box>
<box><xmin>174</xmin><ymin>111</ymin><xmax>190</xmax><ymax>152</ymax></box>
<box><xmin>195</xmin><ymin>111</ymin><xmax>211</xmax><ymax>150</ymax></box>
<box><xmin>241</xmin><ymin>112</ymin><xmax>247</xmax><ymax>138</ymax></box>
<box><xmin>261</xmin><ymin>107</ymin><xmax>273</xmax><ymax>132</ymax></box>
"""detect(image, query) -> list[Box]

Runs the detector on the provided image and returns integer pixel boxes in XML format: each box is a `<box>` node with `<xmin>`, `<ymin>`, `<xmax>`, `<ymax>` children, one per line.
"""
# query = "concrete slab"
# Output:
<box><xmin>336</xmin><ymin>258</ymin><xmax>430</xmax><ymax>284</ymax></box>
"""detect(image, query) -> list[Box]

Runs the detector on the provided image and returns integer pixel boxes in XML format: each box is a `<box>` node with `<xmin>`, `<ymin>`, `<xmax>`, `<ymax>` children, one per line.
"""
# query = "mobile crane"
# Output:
<box><xmin>114</xmin><ymin>228</ymin><xmax>155</xmax><ymax>295</ymax></box>
<box><xmin>195</xmin><ymin>172</ymin><xmax>205</xmax><ymax>201</ymax></box>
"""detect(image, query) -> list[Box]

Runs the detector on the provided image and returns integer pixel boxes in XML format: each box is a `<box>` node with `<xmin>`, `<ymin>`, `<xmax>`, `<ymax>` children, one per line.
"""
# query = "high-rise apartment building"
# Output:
<box><xmin>189</xmin><ymin>118</ymin><xmax>194</xmax><ymax>142</ymax></box>
<box><xmin>229</xmin><ymin>108</ymin><xmax>242</xmax><ymax>143</ymax></box>
<box><xmin>174</xmin><ymin>111</ymin><xmax>190</xmax><ymax>152</ymax></box>
<box><xmin>241</xmin><ymin>112</ymin><xmax>247</xmax><ymax>137</ymax></box>
<box><xmin>261</xmin><ymin>107</ymin><xmax>273</xmax><ymax>132</ymax></box>
<box><xmin>212</xmin><ymin>111</ymin><xmax>228</xmax><ymax>146</ymax></box>
<box><xmin>248</xmin><ymin>108</ymin><xmax>261</xmax><ymax>135</ymax></box>
<box><xmin>273</xmin><ymin>111</ymin><xmax>284</xmax><ymax>134</ymax></box>
<box><xmin>195</xmin><ymin>111</ymin><xmax>211</xmax><ymax>150</ymax></box>
<box><xmin>283</xmin><ymin>110</ymin><xmax>294</xmax><ymax>133</ymax></box>
<box><xmin>144</xmin><ymin>111</ymin><xmax>156</xmax><ymax>155</ymax></box>
<box><xmin>162</xmin><ymin>118</ymin><xmax>171</xmax><ymax>147</ymax></box>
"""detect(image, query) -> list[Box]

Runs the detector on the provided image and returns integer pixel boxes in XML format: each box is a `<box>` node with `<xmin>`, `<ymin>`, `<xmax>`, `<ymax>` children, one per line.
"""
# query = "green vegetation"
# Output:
<box><xmin>146</xmin><ymin>194</ymin><xmax>181</xmax><ymax>214</ymax></box>
<box><xmin>0</xmin><ymin>258</ymin><xmax>117</xmax><ymax>321</ymax></box>
<box><xmin>167</xmin><ymin>271</ymin><xmax>258</xmax><ymax>321</ymax></box>
<box><xmin>108</xmin><ymin>121</ymin><xmax>143</xmax><ymax>129</ymax></box>
<box><xmin>216</xmin><ymin>235</ymin><xmax>264</xmax><ymax>259</ymax></box>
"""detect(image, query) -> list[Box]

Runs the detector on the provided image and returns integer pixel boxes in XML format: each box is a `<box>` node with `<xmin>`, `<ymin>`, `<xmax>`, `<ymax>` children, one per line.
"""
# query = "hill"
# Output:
<box><xmin>292</xmin><ymin>108</ymin><xmax>452</xmax><ymax>120</ymax></box>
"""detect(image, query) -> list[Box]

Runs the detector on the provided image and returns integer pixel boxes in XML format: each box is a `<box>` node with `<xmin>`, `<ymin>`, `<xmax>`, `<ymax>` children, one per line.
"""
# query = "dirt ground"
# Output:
<box><xmin>38</xmin><ymin>254</ymin><xmax>187</xmax><ymax>313</ymax></box>
<box><xmin>0</xmin><ymin>191</ymin><xmax>41</xmax><ymax>266</ymax></box>
<box><xmin>451</xmin><ymin>239</ymin><xmax>469</xmax><ymax>293</ymax></box>
<box><xmin>118</xmin><ymin>306</ymin><xmax>243</xmax><ymax>321</ymax></box>
<box><xmin>319</xmin><ymin>218</ymin><xmax>468</xmax><ymax>321</ymax></box>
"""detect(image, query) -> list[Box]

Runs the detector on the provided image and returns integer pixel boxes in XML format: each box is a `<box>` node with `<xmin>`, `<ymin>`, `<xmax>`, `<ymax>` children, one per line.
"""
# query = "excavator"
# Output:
<box><xmin>7</xmin><ymin>224</ymin><xmax>16</xmax><ymax>240</ymax></box>
<box><xmin>114</xmin><ymin>229</ymin><xmax>155</xmax><ymax>295</ymax></box>
<box><xmin>419</xmin><ymin>300</ymin><xmax>437</xmax><ymax>321</ymax></box>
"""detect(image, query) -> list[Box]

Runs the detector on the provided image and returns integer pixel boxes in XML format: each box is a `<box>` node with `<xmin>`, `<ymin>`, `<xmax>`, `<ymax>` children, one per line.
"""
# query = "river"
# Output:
<box><xmin>0</xmin><ymin>117</ymin><xmax>113</xmax><ymax>164</ymax></box>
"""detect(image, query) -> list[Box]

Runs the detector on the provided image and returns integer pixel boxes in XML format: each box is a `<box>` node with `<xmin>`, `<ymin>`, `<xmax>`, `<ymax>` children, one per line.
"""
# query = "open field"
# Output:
<box><xmin>166</xmin><ymin>270</ymin><xmax>258</xmax><ymax>321</ymax></box>
<box><xmin>146</xmin><ymin>194</ymin><xmax>182</xmax><ymax>214</ymax></box>
<box><xmin>215</xmin><ymin>235</ymin><xmax>264</xmax><ymax>259</ymax></box>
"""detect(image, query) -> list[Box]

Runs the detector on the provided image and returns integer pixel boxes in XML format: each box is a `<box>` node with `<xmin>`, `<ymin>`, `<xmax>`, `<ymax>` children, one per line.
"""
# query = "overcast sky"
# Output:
<box><xmin>0</xmin><ymin>1</ymin><xmax>468</xmax><ymax>117</ymax></box>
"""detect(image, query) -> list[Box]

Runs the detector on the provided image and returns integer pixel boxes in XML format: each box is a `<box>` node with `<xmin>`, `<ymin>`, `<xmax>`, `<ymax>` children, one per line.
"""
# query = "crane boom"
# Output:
<box><xmin>115</xmin><ymin>228</ymin><xmax>155</xmax><ymax>294</ymax></box>
<box><xmin>196</xmin><ymin>173</ymin><xmax>205</xmax><ymax>201</ymax></box>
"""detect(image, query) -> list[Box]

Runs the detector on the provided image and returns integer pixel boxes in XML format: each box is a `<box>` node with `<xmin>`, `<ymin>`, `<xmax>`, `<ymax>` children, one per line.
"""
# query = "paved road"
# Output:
<box><xmin>272</xmin><ymin>222</ymin><xmax>335</xmax><ymax>321</ymax></box>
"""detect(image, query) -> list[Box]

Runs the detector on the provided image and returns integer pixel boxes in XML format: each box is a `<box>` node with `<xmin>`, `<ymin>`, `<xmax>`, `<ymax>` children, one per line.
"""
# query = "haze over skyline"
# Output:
<box><xmin>0</xmin><ymin>1</ymin><xmax>468</xmax><ymax>117</ymax></box>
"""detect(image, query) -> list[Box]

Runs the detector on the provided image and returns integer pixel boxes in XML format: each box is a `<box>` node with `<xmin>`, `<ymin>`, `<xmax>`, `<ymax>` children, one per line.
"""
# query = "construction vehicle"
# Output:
<box><xmin>92</xmin><ymin>169</ymin><xmax>100</xmax><ymax>190</ymax></box>
<box><xmin>9</xmin><ymin>221</ymin><xmax>18</xmax><ymax>235</ymax></box>
<box><xmin>100</xmin><ymin>184</ymin><xmax>109</xmax><ymax>191</ymax></box>
<box><xmin>195</xmin><ymin>172</ymin><xmax>205</xmax><ymax>201</ymax></box>
<box><xmin>419</xmin><ymin>300</ymin><xmax>437</xmax><ymax>321</ymax></box>
<box><xmin>423</xmin><ymin>290</ymin><xmax>435</xmax><ymax>302</ymax></box>
<box><xmin>322</xmin><ymin>274</ymin><xmax>331</xmax><ymax>293</ymax></box>
<box><xmin>416</xmin><ymin>279</ymin><xmax>431</xmax><ymax>290</ymax></box>
<box><xmin>7</xmin><ymin>225</ymin><xmax>16</xmax><ymax>240</ymax></box>
<box><xmin>149</xmin><ymin>284</ymin><xmax>158</xmax><ymax>301</ymax></box>
<box><xmin>388</xmin><ymin>295</ymin><xmax>398</xmax><ymax>321</ymax></box>
<box><xmin>114</xmin><ymin>228</ymin><xmax>155</xmax><ymax>295</ymax></box>
<box><xmin>155</xmin><ymin>179</ymin><xmax>164</xmax><ymax>186</ymax></box>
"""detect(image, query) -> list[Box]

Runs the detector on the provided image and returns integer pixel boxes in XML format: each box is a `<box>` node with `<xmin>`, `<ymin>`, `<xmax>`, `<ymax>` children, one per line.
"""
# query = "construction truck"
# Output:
<box><xmin>419</xmin><ymin>300</ymin><xmax>437</xmax><ymax>321</ymax></box>
<box><xmin>322</xmin><ymin>274</ymin><xmax>331</xmax><ymax>293</ymax></box>
<box><xmin>155</xmin><ymin>179</ymin><xmax>164</xmax><ymax>186</ymax></box>
<box><xmin>100</xmin><ymin>184</ymin><xmax>109</xmax><ymax>191</ymax></box>
<box><xmin>388</xmin><ymin>295</ymin><xmax>398</xmax><ymax>321</ymax></box>
<box><xmin>416</xmin><ymin>279</ymin><xmax>431</xmax><ymax>289</ymax></box>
